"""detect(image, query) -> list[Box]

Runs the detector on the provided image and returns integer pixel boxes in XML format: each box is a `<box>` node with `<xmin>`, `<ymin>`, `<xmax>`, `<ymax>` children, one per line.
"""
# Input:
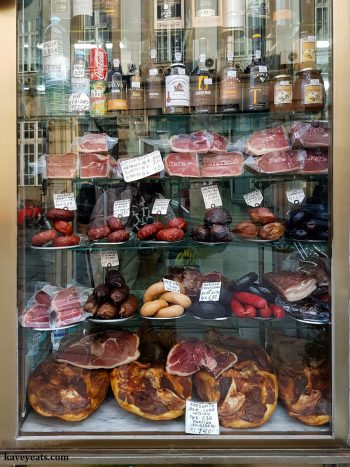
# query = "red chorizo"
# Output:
<box><xmin>156</xmin><ymin>228</ymin><xmax>185</xmax><ymax>242</ymax></box>
<box><xmin>31</xmin><ymin>230</ymin><xmax>58</xmax><ymax>246</ymax></box>
<box><xmin>106</xmin><ymin>216</ymin><xmax>124</xmax><ymax>231</ymax></box>
<box><xmin>52</xmin><ymin>235</ymin><xmax>80</xmax><ymax>247</ymax></box>
<box><xmin>107</xmin><ymin>230</ymin><xmax>130</xmax><ymax>243</ymax></box>
<box><xmin>168</xmin><ymin>218</ymin><xmax>188</xmax><ymax>232</ymax></box>
<box><xmin>53</xmin><ymin>220</ymin><xmax>73</xmax><ymax>235</ymax></box>
<box><xmin>87</xmin><ymin>225</ymin><xmax>111</xmax><ymax>241</ymax></box>
<box><xmin>46</xmin><ymin>208</ymin><xmax>75</xmax><ymax>222</ymax></box>
<box><xmin>137</xmin><ymin>223</ymin><xmax>157</xmax><ymax>240</ymax></box>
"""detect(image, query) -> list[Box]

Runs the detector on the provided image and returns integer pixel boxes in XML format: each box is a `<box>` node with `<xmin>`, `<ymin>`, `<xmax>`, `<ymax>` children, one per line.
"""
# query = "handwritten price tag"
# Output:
<box><xmin>53</xmin><ymin>193</ymin><xmax>77</xmax><ymax>210</ymax></box>
<box><xmin>201</xmin><ymin>185</ymin><xmax>223</xmax><ymax>210</ymax></box>
<box><xmin>120</xmin><ymin>151</ymin><xmax>164</xmax><ymax>183</ymax></box>
<box><xmin>286</xmin><ymin>188</ymin><xmax>305</xmax><ymax>204</ymax></box>
<box><xmin>185</xmin><ymin>400</ymin><xmax>220</xmax><ymax>435</ymax></box>
<box><xmin>243</xmin><ymin>190</ymin><xmax>263</xmax><ymax>207</ymax></box>
<box><xmin>68</xmin><ymin>93</ymin><xmax>90</xmax><ymax>113</ymax></box>
<box><xmin>163</xmin><ymin>278</ymin><xmax>180</xmax><ymax>293</ymax></box>
<box><xmin>152</xmin><ymin>199</ymin><xmax>170</xmax><ymax>215</ymax></box>
<box><xmin>113</xmin><ymin>199</ymin><xmax>131</xmax><ymax>218</ymax></box>
<box><xmin>199</xmin><ymin>282</ymin><xmax>221</xmax><ymax>302</ymax></box>
<box><xmin>100</xmin><ymin>251</ymin><xmax>119</xmax><ymax>268</ymax></box>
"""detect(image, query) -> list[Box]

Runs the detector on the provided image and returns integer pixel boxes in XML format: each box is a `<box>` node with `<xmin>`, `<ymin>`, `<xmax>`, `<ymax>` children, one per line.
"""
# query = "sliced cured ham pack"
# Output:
<box><xmin>289</xmin><ymin>121</ymin><xmax>330</xmax><ymax>149</ymax></box>
<box><xmin>245</xmin><ymin>150</ymin><xmax>306</xmax><ymax>174</ymax></box>
<box><xmin>170</xmin><ymin>130</ymin><xmax>229</xmax><ymax>154</ymax></box>
<box><xmin>246</xmin><ymin>126</ymin><xmax>290</xmax><ymax>156</ymax></box>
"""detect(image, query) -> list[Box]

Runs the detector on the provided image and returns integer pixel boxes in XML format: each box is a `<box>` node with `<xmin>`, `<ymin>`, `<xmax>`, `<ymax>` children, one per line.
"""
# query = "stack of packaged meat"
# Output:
<box><xmin>164</xmin><ymin>130</ymin><xmax>244</xmax><ymax>178</ymax></box>
<box><xmin>20</xmin><ymin>283</ymin><xmax>90</xmax><ymax>329</ymax></box>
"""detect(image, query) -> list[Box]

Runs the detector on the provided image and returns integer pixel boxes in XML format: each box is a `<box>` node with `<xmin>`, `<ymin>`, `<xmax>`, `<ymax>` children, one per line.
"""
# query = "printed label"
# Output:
<box><xmin>199</xmin><ymin>282</ymin><xmax>221</xmax><ymax>302</ymax></box>
<box><xmin>73</xmin><ymin>0</ymin><xmax>93</xmax><ymax>17</ymax></box>
<box><xmin>286</xmin><ymin>188</ymin><xmax>305</xmax><ymax>204</ymax></box>
<box><xmin>113</xmin><ymin>199</ymin><xmax>131</xmax><ymax>218</ymax></box>
<box><xmin>53</xmin><ymin>193</ymin><xmax>77</xmax><ymax>210</ymax></box>
<box><xmin>149</xmin><ymin>68</ymin><xmax>158</xmax><ymax>77</ymax></box>
<box><xmin>185</xmin><ymin>400</ymin><xmax>220</xmax><ymax>435</ymax></box>
<box><xmin>132</xmin><ymin>80</ymin><xmax>141</xmax><ymax>89</ymax></box>
<box><xmin>152</xmin><ymin>199</ymin><xmax>170</xmax><ymax>215</ymax></box>
<box><xmin>163</xmin><ymin>278</ymin><xmax>181</xmax><ymax>293</ymax></box>
<box><xmin>43</xmin><ymin>55</ymin><xmax>70</xmax><ymax>81</ymax></box>
<box><xmin>68</xmin><ymin>93</ymin><xmax>90</xmax><ymax>113</ymax></box>
<box><xmin>204</xmin><ymin>78</ymin><xmax>213</xmax><ymax>85</ymax></box>
<box><xmin>259</xmin><ymin>66</ymin><xmax>268</xmax><ymax>73</ymax></box>
<box><xmin>165</xmin><ymin>75</ymin><xmax>190</xmax><ymax>107</ymax></box>
<box><xmin>244</xmin><ymin>190</ymin><xmax>263</xmax><ymax>207</ymax></box>
<box><xmin>227</xmin><ymin>70</ymin><xmax>237</xmax><ymax>78</ymax></box>
<box><xmin>222</xmin><ymin>0</ymin><xmax>245</xmax><ymax>28</ymax></box>
<box><xmin>300</xmin><ymin>38</ymin><xmax>316</xmax><ymax>63</ymax></box>
<box><xmin>71</xmin><ymin>77</ymin><xmax>90</xmax><ymax>94</ymax></box>
<box><xmin>120</xmin><ymin>151</ymin><xmax>165</xmax><ymax>183</ymax></box>
<box><xmin>100</xmin><ymin>251</ymin><xmax>119</xmax><ymax>268</ymax></box>
<box><xmin>274</xmin><ymin>84</ymin><xmax>292</xmax><ymax>104</ymax></box>
<box><xmin>201</xmin><ymin>185</ymin><xmax>222</xmax><ymax>209</ymax></box>
<box><xmin>304</xmin><ymin>84</ymin><xmax>322</xmax><ymax>105</ymax></box>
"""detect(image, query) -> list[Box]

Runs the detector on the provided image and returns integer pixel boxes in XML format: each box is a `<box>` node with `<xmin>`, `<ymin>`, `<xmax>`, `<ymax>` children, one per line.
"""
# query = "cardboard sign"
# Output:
<box><xmin>286</xmin><ymin>188</ymin><xmax>305</xmax><ymax>205</ymax></box>
<box><xmin>120</xmin><ymin>151</ymin><xmax>164</xmax><ymax>183</ymax></box>
<box><xmin>113</xmin><ymin>199</ymin><xmax>131</xmax><ymax>218</ymax></box>
<box><xmin>163</xmin><ymin>278</ymin><xmax>180</xmax><ymax>293</ymax></box>
<box><xmin>152</xmin><ymin>199</ymin><xmax>170</xmax><ymax>215</ymax></box>
<box><xmin>243</xmin><ymin>190</ymin><xmax>263</xmax><ymax>207</ymax></box>
<box><xmin>199</xmin><ymin>282</ymin><xmax>221</xmax><ymax>302</ymax></box>
<box><xmin>53</xmin><ymin>193</ymin><xmax>77</xmax><ymax>211</ymax></box>
<box><xmin>185</xmin><ymin>400</ymin><xmax>220</xmax><ymax>435</ymax></box>
<box><xmin>201</xmin><ymin>185</ymin><xmax>223</xmax><ymax>210</ymax></box>
<box><xmin>100</xmin><ymin>251</ymin><xmax>119</xmax><ymax>267</ymax></box>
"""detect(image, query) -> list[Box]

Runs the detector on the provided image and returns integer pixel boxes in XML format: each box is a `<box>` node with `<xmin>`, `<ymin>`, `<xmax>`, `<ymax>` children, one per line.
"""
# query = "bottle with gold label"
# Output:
<box><xmin>107</xmin><ymin>58</ymin><xmax>127</xmax><ymax>112</ymax></box>
<box><xmin>245</xmin><ymin>32</ymin><xmax>269</xmax><ymax>111</ymax></box>
<box><xmin>144</xmin><ymin>48</ymin><xmax>164</xmax><ymax>115</ymax></box>
<box><xmin>269</xmin><ymin>74</ymin><xmax>293</xmax><ymax>112</ymax></box>
<box><xmin>128</xmin><ymin>65</ymin><xmax>144</xmax><ymax>112</ymax></box>
<box><xmin>294</xmin><ymin>68</ymin><xmax>325</xmax><ymax>113</ymax></box>
<box><xmin>191</xmin><ymin>38</ymin><xmax>215</xmax><ymax>114</ymax></box>
<box><xmin>218</xmin><ymin>36</ymin><xmax>242</xmax><ymax>113</ymax></box>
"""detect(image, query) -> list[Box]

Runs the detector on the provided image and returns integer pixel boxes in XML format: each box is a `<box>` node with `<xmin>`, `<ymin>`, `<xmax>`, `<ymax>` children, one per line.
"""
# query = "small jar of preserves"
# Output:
<box><xmin>269</xmin><ymin>74</ymin><xmax>293</xmax><ymax>112</ymax></box>
<box><xmin>293</xmin><ymin>68</ymin><xmax>325</xmax><ymax>112</ymax></box>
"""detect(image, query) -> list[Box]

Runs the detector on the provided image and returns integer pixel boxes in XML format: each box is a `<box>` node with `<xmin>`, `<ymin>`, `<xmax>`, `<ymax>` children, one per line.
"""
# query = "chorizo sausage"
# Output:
<box><xmin>31</xmin><ymin>230</ymin><xmax>58</xmax><ymax>246</ymax></box>
<box><xmin>137</xmin><ymin>223</ymin><xmax>158</xmax><ymax>240</ymax></box>
<box><xmin>87</xmin><ymin>225</ymin><xmax>111</xmax><ymax>241</ymax></box>
<box><xmin>46</xmin><ymin>208</ymin><xmax>75</xmax><ymax>222</ymax></box>
<box><xmin>53</xmin><ymin>220</ymin><xmax>73</xmax><ymax>235</ymax></box>
<box><xmin>106</xmin><ymin>216</ymin><xmax>124</xmax><ymax>231</ymax></box>
<box><xmin>52</xmin><ymin>235</ymin><xmax>80</xmax><ymax>247</ymax></box>
<box><xmin>107</xmin><ymin>230</ymin><xmax>130</xmax><ymax>243</ymax></box>
<box><xmin>156</xmin><ymin>228</ymin><xmax>185</xmax><ymax>242</ymax></box>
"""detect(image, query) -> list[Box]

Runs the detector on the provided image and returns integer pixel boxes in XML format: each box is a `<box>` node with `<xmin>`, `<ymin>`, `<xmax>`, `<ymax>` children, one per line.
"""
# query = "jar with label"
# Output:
<box><xmin>297</xmin><ymin>32</ymin><xmax>316</xmax><ymax>69</ymax></box>
<box><xmin>90</xmin><ymin>80</ymin><xmax>107</xmax><ymax>116</ymax></box>
<box><xmin>269</xmin><ymin>74</ymin><xmax>293</xmax><ymax>112</ymax></box>
<box><xmin>293</xmin><ymin>68</ymin><xmax>325</xmax><ymax>113</ymax></box>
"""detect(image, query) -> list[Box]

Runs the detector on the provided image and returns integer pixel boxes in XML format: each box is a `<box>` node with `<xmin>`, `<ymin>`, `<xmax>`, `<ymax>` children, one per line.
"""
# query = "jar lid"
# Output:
<box><xmin>274</xmin><ymin>74</ymin><xmax>291</xmax><ymax>79</ymax></box>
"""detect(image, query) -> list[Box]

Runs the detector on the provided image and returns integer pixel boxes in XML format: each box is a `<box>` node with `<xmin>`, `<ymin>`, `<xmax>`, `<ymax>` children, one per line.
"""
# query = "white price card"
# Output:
<box><xmin>199</xmin><ymin>282</ymin><xmax>221</xmax><ymax>302</ymax></box>
<box><xmin>113</xmin><ymin>199</ymin><xmax>131</xmax><ymax>218</ymax></box>
<box><xmin>201</xmin><ymin>185</ymin><xmax>223</xmax><ymax>210</ymax></box>
<box><xmin>185</xmin><ymin>400</ymin><xmax>220</xmax><ymax>435</ymax></box>
<box><xmin>286</xmin><ymin>188</ymin><xmax>305</xmax><ymax>204</ymax></box>
<box><xmin>152</xmin><ymin>199</ymin><xmax>170</xmax><ymax>215</ymax></box>
<box><xmin>120</xmin><ymin>151</ymin><xmax>164</xmax><ymax>183</ymax></box>
<box><xmin>163</xmin><ymin>278</ymin><xmax>180</xmax><ymax>293</ymax></box>
<box><xmin>243</xmin><ymin>190</ymin><xmax>263</xmax><ymax>207</ymax></box>
<box><xmin>100</xmin><ymin>251</ymin><xmax>119</xmax><ymax>268</ymax></box>
<box><xmin>53</xmin><ymin>193</ymin><xmax>77</xmax><ymax>211</ymax></box>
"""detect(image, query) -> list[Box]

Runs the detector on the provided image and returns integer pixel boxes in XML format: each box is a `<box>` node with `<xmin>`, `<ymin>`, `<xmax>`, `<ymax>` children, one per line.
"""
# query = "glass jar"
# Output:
<box><xmin>269</xmin><ymin>74</ymin><xmax>293</xmax><ymax>112</ymax></box>
<box><xmin>293</xmin><ymin>68</ymin><xmax>325</xmax><ymax>113</ymax></box>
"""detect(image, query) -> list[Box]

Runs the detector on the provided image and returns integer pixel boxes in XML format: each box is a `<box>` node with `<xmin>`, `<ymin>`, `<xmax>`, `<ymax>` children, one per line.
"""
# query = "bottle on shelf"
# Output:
<box><xmin>221</xmin><ymin>0</ymin><xmax>245</xmax><ymax>29</ymax></box>
<box><xmin>107</xmin><ymin>58</ymin><xmax>127</xmax><ymax>112</ymax></box>
<box><xmin>127</xmin><ymin>63</ymin><xmax>144</xmax><ymax>112</ymax></box>
<box><xmin>164</xmin><ymin>35</ymin><xmax>190</xmax><ymax>114</ymax></box>
<box><xmin>294</xmin><ymin>31</ymin><xmax>317</xmax><ymax>70</ymax></box>
<box><xmin>89</xmin><ymin>29</ymin><xmax>108</xmax><ymax>117</ymax></box>
<box><xmin>42</xmin><ymin>16</ymin><xmax>70</xmax><ymax>116</ymax></box>
<box><xmin>69</xmin><ymin>50</ymin><xmax>90</xmax><ymax>115</ymax></box>
<box><xmin>72</xmin><ymin>0</ymin><xmax>93</xmax><ymax>34</ymax></box>
<box><xmin>245</xmin><ymin>32</ymin><xmax>269</xmax><ymax>111</ymax></box>
<box><xmin>218</xmin><ymin>35</ymin><xmax>242</xmax><ymax>113</ymax></box>
<box><xmin>97</xmin><ymin>0</ymin><xmax>121</xmax><ymax>29</ymax></box>
<box><xmin>195</xmin><ymin>0</ymin><xmax>218</xmax><ymax>17</ymax></box>
<box><xmin>51</xmin><ymin>0</ymin><xmax>71</xmax><ymax>20</ymax></box>
<box><xmin>144</xmin><ymin>47</ymin><xmax>164</xmax><ymax>116</ymax></box>
<box><xmin>191</xmin><ymin>37</ymin><xmax>215</xmax><ymax>114</ymax></box>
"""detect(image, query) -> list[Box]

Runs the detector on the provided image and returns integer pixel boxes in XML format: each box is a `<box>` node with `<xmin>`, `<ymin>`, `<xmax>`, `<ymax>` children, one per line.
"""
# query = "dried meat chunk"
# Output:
<box><xmin>246</xmin><ymin>127</ymin><xmax>290</xmax><ymax>156</ymax></box>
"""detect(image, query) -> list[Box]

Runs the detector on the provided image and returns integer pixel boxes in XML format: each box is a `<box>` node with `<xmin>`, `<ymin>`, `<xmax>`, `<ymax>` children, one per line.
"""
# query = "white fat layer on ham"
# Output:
<box><xmin>284</xmin><ymin>279</ymin><xmax>317</xmax><ymax>302</ymax></box>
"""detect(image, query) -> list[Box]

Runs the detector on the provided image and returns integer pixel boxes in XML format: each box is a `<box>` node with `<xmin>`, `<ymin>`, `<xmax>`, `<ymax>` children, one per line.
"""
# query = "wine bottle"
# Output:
<box><xmin>218</xmin><ymin>36</ymin><xmax>242</xmax><ymax>113</ymax></box>
<box><xmin>195</xmin><ymin>0</ymin><xmax>218</xmax><ymax>17</ymax></box>
<box><xmin>128</xmin><ymin>64</ymin><xmax>144</xmax><ymax>112</ymax></box>
<box><xmin>72</xmin><ymin>0</ymin><xmax>93</xmax><ymax>36</ymax></box>
<box><xmin>245</xmin><ymin>33</ymin><xmax>269</xmax><ymax>111</ymax></box>
<box><xmin>191</xmin><ymin>38</ymin><xmax>215</xmax><ymax>113</ymax></box>
<box><xmin>164</xmin><ymin>35</ymin><xmax>190</xmax><ymax>114</ymax></box>
<box><xmin>144</xmin><ymin>48</ymin><xmax>164</xmax><ymax>115</ymax></box>
<box><xmin>107</xmin><ymin>58</ymin><xmax>127</xmax><ymax>112</ymax></box>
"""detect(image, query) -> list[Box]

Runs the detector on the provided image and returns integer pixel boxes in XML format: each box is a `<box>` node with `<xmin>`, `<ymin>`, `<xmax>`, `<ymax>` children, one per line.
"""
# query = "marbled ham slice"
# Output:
<box><xmin>47</xmin><ymin>153</ymin><xmax>78</xmax><ymax>179</ymax></box>
<box><xmin>78</xmin><ymin>133</ymin><xmax>109</xmax><ymax>153</ymax></box>
<box><xmin>290</xmin><ymin>122</ymin><xmax>330</xmax><ymax>149</ymax></box>
<box><xmin>79</xmin><ymin>153</ymin><xmax>110</xmax><ymax>178</ymax></box>
<box><xmin>256</xmin><ymin>150</ymin><xmax>304</xmax><ymax>174</ymax></box>
<box><xmin>166</xmin><ymin>340</ymin><xmax>237</xmax><ymax>379</ymax></box>
<box><xmin>23</xmin><ymin>304</ymin><xmax>51</xmax><ymax>328</ymax></box>
<box><xmin>164</xmin><ymin>153</ymin><xmax>201</xmax><ymax>177</ymax></box>
<box><xmin>170</xmin><ymin>131</ymin><xmax>213</xmax><ymax>153</ymax></box>
<box><xmin>201</xmin><ymin>152</ymin><xmax>244</xmax><ymax>177</ymax></box>
<box><xmin>246</xmin><ymin>127</ymin><xmax>290</xmax><ymax>156</ymax></box>
<box><xmin>56</xmin><ymin>330</ymin><xmax>140</xmax><ymax>369</ymax></box>
<box><xmin>300</xmin><ymin>149</ymin><xmax>328</xmax><ymax>174</ymax></box>
<box><xmin>211</xmin><ymin>133</ymin><xmax>229</xmax><ymax>153</ymax></box>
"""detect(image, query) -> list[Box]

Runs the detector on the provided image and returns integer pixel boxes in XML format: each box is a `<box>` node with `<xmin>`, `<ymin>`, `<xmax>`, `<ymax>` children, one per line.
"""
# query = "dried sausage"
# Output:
<box><xmin>46</xmin><ymin>208</ymin><xmax>75</xmax><ymax>222</ymax></box>
<box><xmin>107</xmin><ymin>230</ymin><xmax>130</xmax><ymax>243</ymax></box>
<box><xmin>52</xmin><ymin>235</ymin><xmax>80</xmax><ymax>247</ymax></box>
<box><xmin>53</xmin><ymin>220</ymin><xmax>73</xmax><ymax>235</ymax></box>
<box><xmin>87</xmin><ymin>225</ymin><xmax>111</xmax><ymax>241</ymax></box>
<box><xmin>31</xmin><ymin>230</ymin><xmax>58</xmax><ymax>246</ymax></box>
<box><xmin>106</xmin><ymin>216</ymin><xmax>124</xmax><ymax>231</ymax></box>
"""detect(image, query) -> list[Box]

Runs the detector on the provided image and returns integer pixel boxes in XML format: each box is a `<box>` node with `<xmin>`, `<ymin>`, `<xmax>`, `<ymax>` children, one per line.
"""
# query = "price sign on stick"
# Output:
<box><xmin>201</xmin><ymin>185</ymin><xmax>223</xmax><ymax>210</ymax></box>
<box><xmin>113</xmin><ymin>199</ymin><xmax>131</xmax><ymax>218</ymax></box>
<box><xmin>243</xmin><ymin>190</ymin><xmax>263</xmax><ymax>207</ymax></box>
<box><xmin>199</xmin><ymin>282</ymin><xmax>221</xmax><ymax>302</ymax></box>
<box><xmin>100</xmin><ymin>251</ymin><xmax>119</xmax><ymax>268</ymax></box>
<box><xmin>286</xmin><ymin>188</ymin><xmax>305</xmax><ymax>205</ymax></box>
<box><xmin>163</xmin><ymin>278</ymin><xmax>180</xmax><ymax>293</ymax></box>
<box><xmin>152</xmin><ymin>199</ymin><xmax>170</xmax><ymax>215</ymax></box>
<box><xmin>185</xmin><ymin>400</ymin><xmax>220</xmax><ymax>435</ymax></box>
<box><xmin>120</xmin><ymin>151</ymin><xmax>164</xmax><ymax>183</ymax></box>
<box><xmin>53</xmin><ymin>193</ymin><xmax>77</xmax><ymax>210</ymax></box>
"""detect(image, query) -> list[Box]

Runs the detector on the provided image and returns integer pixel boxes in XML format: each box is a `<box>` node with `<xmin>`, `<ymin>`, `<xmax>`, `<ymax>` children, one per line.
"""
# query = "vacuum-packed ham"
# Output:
<box><xmin>246</xmin><ymin>126</ymin><xmax>290</xmax><ymax>156</ymax></box>
<box><xmin>47</xmin><ymin>153</ymin><xmax>78</xmax><ymax>179</ymax></box>
<box><xmin>290</xmin><ymin>121</ymin><xmax>330</xmax><ymax>149</ymax></box>
<box><xmin>170</xmin><ymin>131</ymin><xmax>213</xmax><ymax>153</ymax></box>
<box><xmin>249</xmin><ymin>150</ymin><xmax>305</xmax><ymax>174</ymax></box>
<box><xmin>164</xmin><ymin>153</ymin><xmax>201</xmax><ymax>177</ymax></box>
<box><xmin>300</xmin><ymin>149</ymin><xmax>328</xmax><ymax>174</ymax></box>
<box><xmin>211</xmin><ymin>133</ymin><xmax>229</xmax><ymax>153</ymax></box>
<box><xmin>78</xmin><ymin>132</ymin><xmax>109</xmax><ymax>153</ymax></box>
<box><xmin>79</xmin><ymin>153</ymin><xmax>110</xmax><ymax>178</ymax></box>
<box><xmin>201</xmin><ymin>152</ymin><xmax>244</xmax><ymax>177</ymax></box>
